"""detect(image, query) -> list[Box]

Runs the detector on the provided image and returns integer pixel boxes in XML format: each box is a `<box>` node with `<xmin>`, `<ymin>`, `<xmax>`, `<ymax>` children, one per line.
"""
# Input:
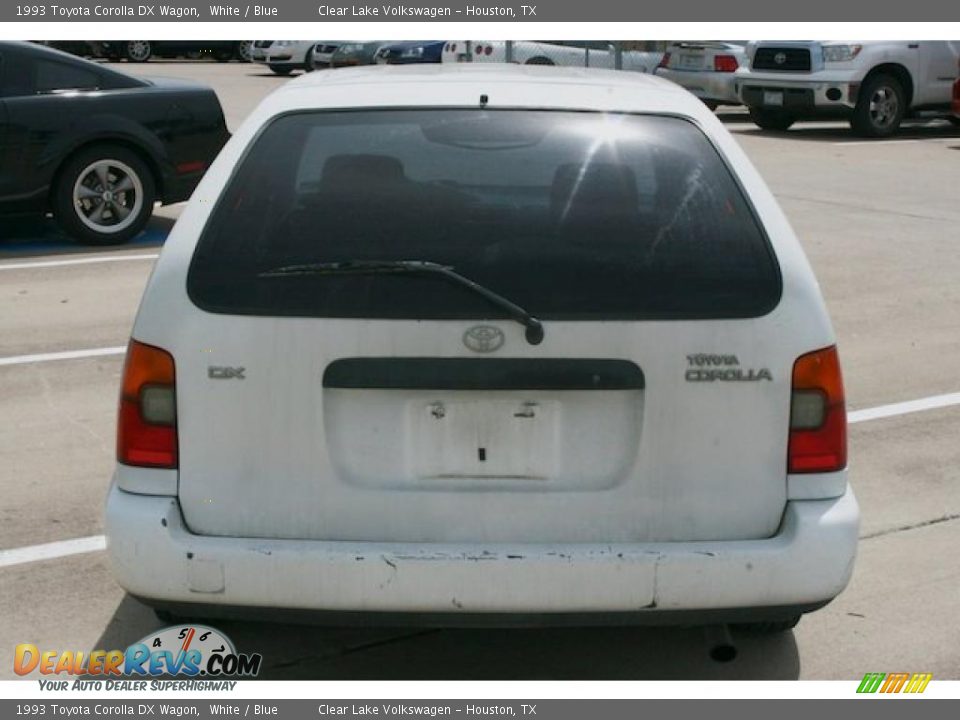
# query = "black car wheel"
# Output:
<box><xmin>851</xmin><ymin>74</ymin><xmax>905</xmax><ymax>138</ymax></box>
<box><xmin>524</xmin><ymin>56</ymin><xmax>555</xmax><ymax>66</ymax></box>
<box><xmin>748</xmin><ymin>107</ymin><xmax>796</xmax><ymax>131</ymax></box>
<box><xmin>235</xmin><ymin>41</ymin><xmax>254</xmax><ymax>62</ymax></box>
<box><xmin>53</xmin><ymin>145</ymin><xmax>156</xmax><ymax>246</ymax></box>
<box><xmin>303</xmin><ymin>47</ymin><xmax>315</xmax><ymax>72</ymax></box>
<box><xmin>124</xmin><ymin>41</ymin><xmax>152</xmax><ymax>62</ymax></box>
<box><xmin>269</xmin><ymin>64</ymin><xmax>293</xmax><ymax>76</ymax></box>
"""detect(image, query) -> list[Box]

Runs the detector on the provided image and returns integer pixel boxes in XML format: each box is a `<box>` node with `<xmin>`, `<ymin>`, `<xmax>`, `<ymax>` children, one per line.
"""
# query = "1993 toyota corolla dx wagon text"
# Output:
<box><xmin>105</xmin><ymin>64</ymin><xmax>859</xmax><ymax>632</ymax></box>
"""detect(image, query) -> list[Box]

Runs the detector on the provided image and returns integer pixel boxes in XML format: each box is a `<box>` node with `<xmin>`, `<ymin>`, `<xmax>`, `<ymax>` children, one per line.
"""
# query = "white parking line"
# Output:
<box><xmin>833</xmin><ymin>137</ymin><xmax>959</xmax><ymax>147</ymax></box>
<box><xmin>848</xmin><ymin>392</ymin><xmax>960</xmax><ymax>424</ymax></box>
<box><xmin>0</xmin><ymin>346</ymin><xmax>126</xmax><ymax>367</ymax></box>
<box><xmin>0</xmin><ymin>253</ymin><xmax>159</xmax><ymax>271</ymax></box>
<box><xmin>0</xmin><ymin>535</ymin><xmax>106</xmax><ymax>569</ymax></box>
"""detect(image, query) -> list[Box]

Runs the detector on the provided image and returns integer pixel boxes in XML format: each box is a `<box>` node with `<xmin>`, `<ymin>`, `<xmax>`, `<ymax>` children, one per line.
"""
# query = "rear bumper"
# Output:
<box><xmin>654</xmin><ymin>68</ymin><xmax>740</xmax><ymax>105</ymax></box>
<box><xmin>736</xmin><ymin>72</ymin><xmax>860</xmax><ymax>112</ymax></box>
<box><xmin>105</xmin><ymin>482</ymin><xmax>859</xmax><ymax>619</ymax></box>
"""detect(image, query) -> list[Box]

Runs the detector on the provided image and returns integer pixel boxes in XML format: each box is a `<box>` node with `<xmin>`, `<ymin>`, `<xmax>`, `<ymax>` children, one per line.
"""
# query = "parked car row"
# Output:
<box><xmin>656</xmin><ymin>40</ymin><xmax>960</xmax><ymax>136</ymax></box>
<box><xmin>35</xmin><ymin>40</ymin><xmax>255</xmax><ymax>63</ymax></box>
<box><xmin>251</xmin><ymin>40</ymin><xmax>446</xmax><ymax>74</ymax></box>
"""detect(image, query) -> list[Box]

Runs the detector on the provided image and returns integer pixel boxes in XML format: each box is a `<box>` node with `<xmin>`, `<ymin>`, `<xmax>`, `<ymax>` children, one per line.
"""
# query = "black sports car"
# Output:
<box><xmin>89</xmin><ymin>41</ymin><xmax>254</xmax><ymax>64</ymax></box>
<box><xmin>0</xmin><ymin>42</ymin><xmax>229</xmax><ymax>245</ymax></box>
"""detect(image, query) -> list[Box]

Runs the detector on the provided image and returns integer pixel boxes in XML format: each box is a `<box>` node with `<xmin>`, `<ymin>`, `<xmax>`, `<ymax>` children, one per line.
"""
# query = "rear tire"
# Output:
<box><xmin>52</xmin><ymin>144</ymin><xmax>156</xmax><ymax>246</ymax></box>
<box><xmin>850</xmin><ymin>74</ymin><xmax>905</xmax><ymax>138</ymax></box>
<box><xmin>269</xmin><ymin>64</ymin><xmax>293</xmax><ymax>76</ymax></box>
<box><xmin>748</xmin><ymin>107</ymin><xmax>796</xmax><ymax>131</ymax></box>
<box><xmin>304</xmin><ymin>47</ymin><xmax>315</xmax><ymax>72</ymax></box>
<box><xmin>123</xmin><ymin>41</ymin><xmax>152</xmax><ymax>63</ymax></box>
<box><xmin>525</xmin><ymin>56</ymin><xmax>555</xmax><ymax>66</ymax></box>
<box><xmin>734</xmin><ymin>616</ymin><xmax>801</xmax><ymax>634</ymax></box>
<box><xmin>235</xmin><ymin>41</ymin><xmax>254</xmax><ymax>62</ymax></box>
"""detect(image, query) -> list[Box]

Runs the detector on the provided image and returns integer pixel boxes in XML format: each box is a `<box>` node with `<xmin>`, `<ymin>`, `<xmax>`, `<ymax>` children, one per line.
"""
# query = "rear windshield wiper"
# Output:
<box><xmin>258</xmin><ymin>260</ymin><xmax>545</xmax><ymax>345</ymax></box>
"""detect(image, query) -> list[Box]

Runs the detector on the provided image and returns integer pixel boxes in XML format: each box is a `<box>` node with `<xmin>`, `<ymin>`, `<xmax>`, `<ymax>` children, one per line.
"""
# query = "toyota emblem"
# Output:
<box><xmin>463</xmin><ymin>325</ymin><xmax>505</xmax><ymax>353</ymax></box>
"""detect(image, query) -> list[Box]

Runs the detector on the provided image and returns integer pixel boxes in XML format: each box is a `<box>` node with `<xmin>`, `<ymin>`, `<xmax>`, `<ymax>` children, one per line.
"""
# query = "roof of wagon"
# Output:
<box><xmin>262</xmin><ymin>63</ymin><xmax>699</xmax><ymax>116</ymax></box>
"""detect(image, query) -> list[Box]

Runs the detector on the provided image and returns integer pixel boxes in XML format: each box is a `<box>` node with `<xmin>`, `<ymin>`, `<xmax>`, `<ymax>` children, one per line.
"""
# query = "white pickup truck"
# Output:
<box><xmin>735</xmin><ymin>41</ymin><xmax>960</xmax><ymax>136</ymax></box>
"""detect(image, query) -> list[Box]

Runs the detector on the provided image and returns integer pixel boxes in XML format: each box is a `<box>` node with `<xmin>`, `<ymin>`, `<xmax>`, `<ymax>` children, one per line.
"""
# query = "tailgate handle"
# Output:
<box><xmin>323</xmin><ymin>358</ymin><xmax>645</xmax><ymax>391</ymax></box>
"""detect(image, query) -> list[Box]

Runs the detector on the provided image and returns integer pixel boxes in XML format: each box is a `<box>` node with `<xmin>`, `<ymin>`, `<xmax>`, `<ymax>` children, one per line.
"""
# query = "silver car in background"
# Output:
<box><xmin>309</xmin><ymin>43</ymin><xmax>342</xmax><ymax>70</ymax></box>
<box><xmin>252</xmin><ymin>40</ymin><xmax>324</xmax><ymax>75</ymax></box>
<box><xmin>655</xmin><ymin>42</ymin><xmax>747</xmax><ymax>109</ymax></box>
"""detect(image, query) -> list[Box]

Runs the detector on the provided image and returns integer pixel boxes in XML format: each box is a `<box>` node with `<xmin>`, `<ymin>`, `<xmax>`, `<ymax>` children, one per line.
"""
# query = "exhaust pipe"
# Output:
<box><xmin>704</xmin><ymin>624</ymin><xmax>738</xmax><ymax>663</ymax></box>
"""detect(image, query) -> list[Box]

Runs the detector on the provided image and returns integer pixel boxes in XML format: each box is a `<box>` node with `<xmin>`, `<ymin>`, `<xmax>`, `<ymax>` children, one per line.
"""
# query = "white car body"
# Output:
<box><xmin>441</xmin><ymin>41</ymin><xmax>663</xmax><ymax>74</ymax></box>
<box><xmin>106</xmin><ymin>65</ymin><xmax>858</xmax><ymax>624</ymax></box>
<box><xmin>654</xmin><ymin>42</ymin><xmax>748</xmax><ymax>107</ymax></box>
<box><xmin>735</xmin><ymin>41</ymin><xmax>960</xmax><ymax>134</ymax></box>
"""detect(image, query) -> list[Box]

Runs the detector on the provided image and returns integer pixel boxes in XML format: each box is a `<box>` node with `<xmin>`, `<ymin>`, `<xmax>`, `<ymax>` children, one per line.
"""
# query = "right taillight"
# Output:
<box><xmin>714</xmin><ymin>54</ymin><xmax>739</xmax><ymax>73</ymax></box>
<box><xmin>117</xmin><ymin>339</ymin><xmax>178</xmax><ymax>469</ymax></box>
<box><xmin>788</xmin><ymin>345</ymin><xmax>846</xmax><ymax>474</ymax></box>
<box><xmin>657</xmin><ymin>52</ymin><xmax>671</xmax><ymax>69</ymax></box>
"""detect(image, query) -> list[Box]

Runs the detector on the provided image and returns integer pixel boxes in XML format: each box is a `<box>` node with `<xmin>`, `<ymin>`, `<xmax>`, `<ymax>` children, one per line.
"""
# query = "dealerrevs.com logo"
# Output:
<box><xmin>15</xmin><ymin>625</ymin><xmax>262</xmax><ymax>684</ymax></box>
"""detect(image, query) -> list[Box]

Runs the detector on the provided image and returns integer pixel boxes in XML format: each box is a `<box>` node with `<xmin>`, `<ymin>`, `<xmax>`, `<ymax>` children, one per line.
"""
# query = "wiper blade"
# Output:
<box><xmin>259</xmin><ymin>260</ymin><xmax>545</xmax><ymax>345</ymax></box>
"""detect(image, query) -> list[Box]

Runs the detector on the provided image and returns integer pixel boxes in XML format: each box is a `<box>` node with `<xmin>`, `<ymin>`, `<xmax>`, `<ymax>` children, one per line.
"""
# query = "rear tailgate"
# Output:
<box><xmin>167</xmin><ymin>108</ymin><xmax>798</xmax><ymax>545</ymax></box>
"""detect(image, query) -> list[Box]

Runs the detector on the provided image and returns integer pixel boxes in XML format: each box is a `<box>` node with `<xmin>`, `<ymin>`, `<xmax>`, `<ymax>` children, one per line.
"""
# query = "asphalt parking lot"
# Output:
<box><xmin>2</xmin><ymin>61</ymin><xmax>959</xmax><ymax>681</ymax></box>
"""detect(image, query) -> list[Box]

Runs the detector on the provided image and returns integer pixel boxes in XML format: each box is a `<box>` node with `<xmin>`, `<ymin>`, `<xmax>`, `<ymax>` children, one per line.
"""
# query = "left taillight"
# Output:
<box><xmin>788</xmin><ymin>345</ymin><xmax>846</xmax><ymax>474</ymax></box>
<box><xmin>117</xmin><ymin>340</ymin><xmax>177</xmax><ymax>469</ymax></box>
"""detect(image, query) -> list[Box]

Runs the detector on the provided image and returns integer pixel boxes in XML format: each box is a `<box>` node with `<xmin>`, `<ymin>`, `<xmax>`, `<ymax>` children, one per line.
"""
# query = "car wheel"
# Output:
<box><xmin>748</xmin><ymin>107</ymin><xmax>796</xmax><ymax>131</ymax></box>
<box><xmin>851</xmin><ymin>74</ymin><xmax>905</xmax><ymax>138</ymax></box>
<box><xmin>269</xmin><ymin>64</ymin><xmax>293</xmax><ymax>76</ymax></box>
<box><xmin>524</xmin><ymin>56</ymin><xmax>555</xmax><ymax>66</ymax></box>
<box><xmin>703</xmin><ymin>99</ymin><xmax>720</xmax><ymax>111</ymax></box>
<box><xmin>124</xmin><ymin>41</ymin><xmax>152</xmax><ymax>62</ymax></box>
<box><xmin>235</xmin><ymin>41</ymin><xmax>254</xmax><ymax>62</ymax></box>
<box><xmin>52</xmin><ymin>145</ymin><xmax>156</xmax><ymax>246</ymax></box>
<box><xmin>304</xmin><ymin>47</ymin><xmax>315</xmax><ymax>72</ymax></box>
<box><xmin>946</xmin><ymin>116</ymin><xmax>960</xmax><ymax>127</ymax></box>
<box><xmin>733</xmin><ymin>616</ymin><xmax>801</xmax><ymax>634</ymax></box>
<box><xmin>213</xmin><ymin>48</ymin><xmax>234</xmax><ymax>63</ymax></box>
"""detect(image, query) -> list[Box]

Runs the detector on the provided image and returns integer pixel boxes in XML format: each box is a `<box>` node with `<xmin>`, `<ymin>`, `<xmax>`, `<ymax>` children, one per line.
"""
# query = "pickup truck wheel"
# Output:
<box><xmin>748</xmin><ymin>107</ymin><xmax>796</xmax><ymax>131</ymax></box>
<box><xmin>269</xmin><ymin>64</ymin><xmax>293</xmax><ymax>76</ymax></box>
<box><xmin>733</xmin><ymin>615</ymin><xmax>801</xmax><ymax>634</ymax></box>
<box><xmin>52</xmin><ymin>145</ymin><xmax>156</xmax><ymax>246</ymax></box>
<box><xmin>851</xmin><ymin>74</ymin><xmax>905</xmax><ymax>137</ymax></box>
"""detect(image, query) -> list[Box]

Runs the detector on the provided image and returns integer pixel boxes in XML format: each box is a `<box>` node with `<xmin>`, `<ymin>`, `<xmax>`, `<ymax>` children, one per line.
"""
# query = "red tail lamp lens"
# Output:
<box><xmin>117</xmin><ymin>340</ymin><xmax>177</xmax><ymax>469</ymax></box>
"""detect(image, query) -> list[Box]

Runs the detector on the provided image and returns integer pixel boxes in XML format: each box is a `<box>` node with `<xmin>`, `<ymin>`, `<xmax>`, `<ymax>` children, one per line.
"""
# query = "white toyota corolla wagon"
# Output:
<box><xmin>106</xmin><ymin>64</ymin><xmax>859</xmax><ymax>632</ymax></box>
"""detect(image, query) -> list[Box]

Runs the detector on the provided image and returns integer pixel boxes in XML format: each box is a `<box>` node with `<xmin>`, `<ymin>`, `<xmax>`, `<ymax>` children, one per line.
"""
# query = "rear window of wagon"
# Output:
<box><xmin>187</xmin><ymin>109</ymin><xmax>781</xmax><ymax>320</ymax></box>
